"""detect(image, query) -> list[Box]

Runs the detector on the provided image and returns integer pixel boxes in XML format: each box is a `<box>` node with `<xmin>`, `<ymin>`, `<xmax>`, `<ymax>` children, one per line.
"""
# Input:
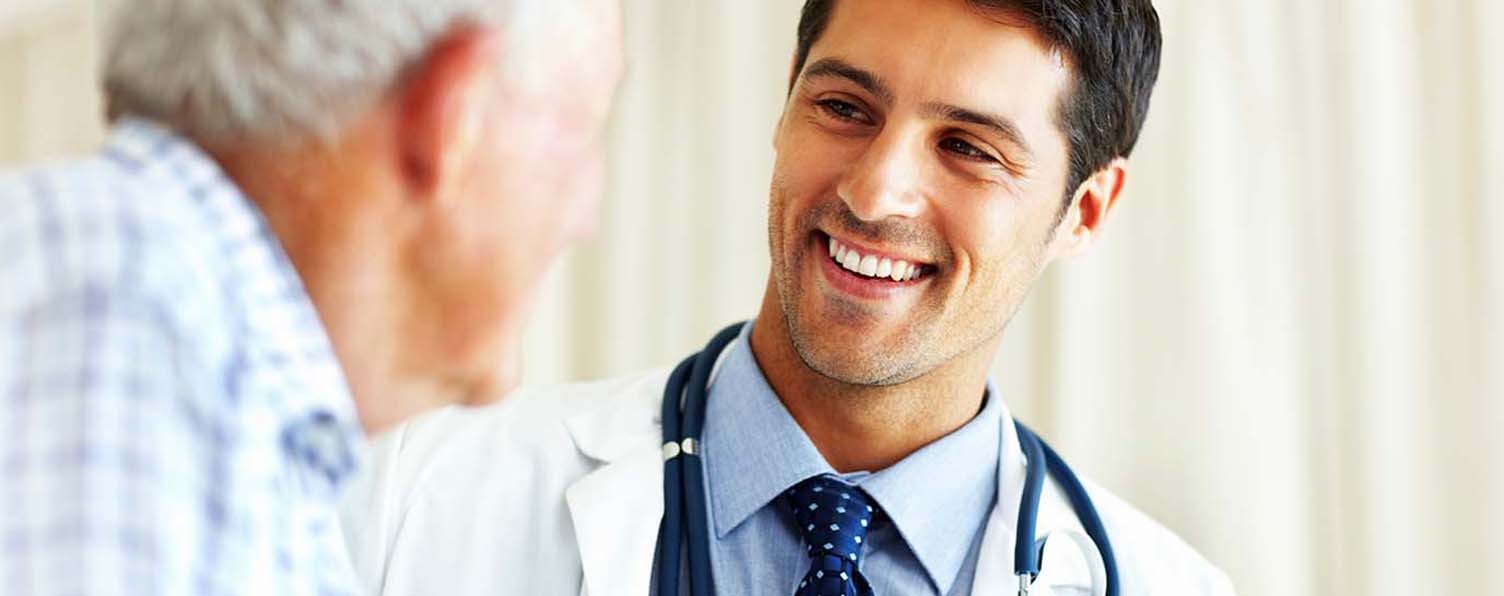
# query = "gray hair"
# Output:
<box><xmin>103</xmin><ymin>0</ymin><xmax>579</xmax><ymax>141</ymax></box>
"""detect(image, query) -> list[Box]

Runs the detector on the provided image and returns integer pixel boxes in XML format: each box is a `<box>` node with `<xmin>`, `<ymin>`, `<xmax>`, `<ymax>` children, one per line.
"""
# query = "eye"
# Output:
<box><xmin>939</xmin><ymin>137</ymin><xmax>998</xmax><ymax>163</ymax></box>
<box><xmin>816</xmin><ymin>98</ymin><xmax>872</xmax><ymax>124</ymax></box>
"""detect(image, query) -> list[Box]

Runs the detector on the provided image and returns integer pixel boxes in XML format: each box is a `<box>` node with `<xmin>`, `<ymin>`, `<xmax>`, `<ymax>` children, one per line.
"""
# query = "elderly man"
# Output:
<box><xmin>0</xmin><ymin>0</ymin><xmax>620</xmax><ymax>594</ymax></box>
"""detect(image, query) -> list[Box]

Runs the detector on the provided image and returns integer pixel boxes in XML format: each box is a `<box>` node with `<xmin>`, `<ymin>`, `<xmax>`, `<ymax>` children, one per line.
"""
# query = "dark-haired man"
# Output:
<box><xmin>339</xmin><ymin>0</ymin><xmax>1233</xmax><ymax>594</ymax></box>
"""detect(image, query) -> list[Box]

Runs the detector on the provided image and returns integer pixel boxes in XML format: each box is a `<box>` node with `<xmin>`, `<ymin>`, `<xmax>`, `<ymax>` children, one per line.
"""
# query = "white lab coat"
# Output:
<box><xmin>339</xmin><ymin>368</ymin><xmax>1235</xmax><ymax>596</ymax></box>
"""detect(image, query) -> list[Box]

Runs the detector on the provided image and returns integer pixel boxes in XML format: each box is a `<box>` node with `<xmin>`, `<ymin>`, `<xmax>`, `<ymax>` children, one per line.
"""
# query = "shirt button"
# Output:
<box><xmin>281</xmin><ymin>410</ymin><xmax>356</xmax><ymax>496</ymax></box>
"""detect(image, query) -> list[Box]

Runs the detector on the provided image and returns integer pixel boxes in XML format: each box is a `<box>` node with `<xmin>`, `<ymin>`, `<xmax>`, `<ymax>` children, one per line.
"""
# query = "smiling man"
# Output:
<box><xmin>339</xmin><ymin>0</ymin><xmax>1233</xmax><ymax>594</ymax></box>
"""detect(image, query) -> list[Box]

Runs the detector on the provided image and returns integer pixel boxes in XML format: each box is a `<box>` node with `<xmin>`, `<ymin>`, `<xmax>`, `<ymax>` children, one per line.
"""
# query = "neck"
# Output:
<box><xmin>203</xmin><ymin>129</ymin><xmax>442</xmax><ymax>434</ymax></box>
<box><xmin>748</xmin><ymin>284</ymin><xmax>997</xmax><ymax>473</ymax></box>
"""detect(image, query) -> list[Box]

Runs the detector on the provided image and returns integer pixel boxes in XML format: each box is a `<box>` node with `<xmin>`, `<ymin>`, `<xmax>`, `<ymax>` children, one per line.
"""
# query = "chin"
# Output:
<box><xmin>786</xmin><ymin>314</ymin><xmax>931</xmax><ymax>387</ymax></box>
<box><xmin>459</xmin><ymin>388</ymin><xmax>512</xmax><ymax>407</ymax></box>
<box><xmin>440</xmin><ymin>315</ymin><xmax>528</xmax><ymax>406</ymax></box>
<box><xmin>461</xmin><ymin>359</ymin><xmax>522</xmax><ymax>406</ymax></box>
<box><xmin>800</xmin><ymin>347</ymin><xmax>928</xmax><ymax>387</ymax></box>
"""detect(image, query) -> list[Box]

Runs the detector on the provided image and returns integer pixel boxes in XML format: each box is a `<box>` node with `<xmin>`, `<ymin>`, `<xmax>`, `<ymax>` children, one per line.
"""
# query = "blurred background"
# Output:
<box><xmin>4</xmin><ymin>0</ymin><xmax>1501</xmax><ymax>593</ymax></box>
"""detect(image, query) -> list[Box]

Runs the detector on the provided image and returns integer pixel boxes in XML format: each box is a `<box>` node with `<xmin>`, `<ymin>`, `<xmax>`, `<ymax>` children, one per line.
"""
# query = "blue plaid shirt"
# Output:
<box><xmin>0</xmin><ymin>119</ymin><xmax>365</xmax><ymax>595</ymax></box>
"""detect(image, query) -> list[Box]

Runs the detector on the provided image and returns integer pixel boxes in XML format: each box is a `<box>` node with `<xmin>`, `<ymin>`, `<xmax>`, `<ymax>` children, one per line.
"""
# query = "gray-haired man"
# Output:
<box><xmin>0</xmin><ymin>1</ymin><xmax>621</xmax><ymax>593</ymax></box>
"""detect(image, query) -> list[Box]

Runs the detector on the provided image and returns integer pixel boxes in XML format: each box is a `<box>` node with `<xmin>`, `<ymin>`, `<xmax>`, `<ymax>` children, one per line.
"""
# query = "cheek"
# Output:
<box><xmin>976</xmin><ymin>206</ymin><xmax>1058</xmax><ymax>297</ymax></box>
<box><xmin>770</xmin><ymin>132</ymin><xmax>849</xmax><ymax>224</ymax></box>
<box><xmin>941</xmin><ymin>192</ymin><xmax>1041</xmax><ymax>283</ymax></box>
<box><xmin>564</xmin><ymin>150</ymin><xmax>605</xmax><ymax>238</ymax></box>
<box><xmin>777</xmin><ymin>123</ymin><xmax>856</xmax><ymax>188</ymax></box>
<box><xmin>540</xmin><ymin>118</ymin><xmax>604</xmax><ymax>227</ymax></box>
<box><xmin>439</xmin><ymin>121</ymin><xmax>572</xmax><ymax>301</ymax></box>
<box><xmin>766</xmin><ymin>152</ymin><xmax>798</xmax><ymax>242</ymax></box>
<box><xmin>491</xmin><ymin>113</ymin><xmax>601</xmax><ymax>242</ymax></box>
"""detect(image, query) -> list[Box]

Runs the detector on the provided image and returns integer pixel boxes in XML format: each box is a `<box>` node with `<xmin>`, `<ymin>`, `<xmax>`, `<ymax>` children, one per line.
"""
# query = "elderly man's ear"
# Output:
<box><xmin>1050</xmin><ymin>158</ymin><xmax>1129</xmax><ymax>259</ymax></box>
<box><xmin>397</xmin><ymin>26</ymin><xmax>503</xmax><ymax>203</ymax></box>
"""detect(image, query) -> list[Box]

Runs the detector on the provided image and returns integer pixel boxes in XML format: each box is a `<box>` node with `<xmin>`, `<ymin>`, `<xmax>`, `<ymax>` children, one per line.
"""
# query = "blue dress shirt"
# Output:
<box><xmin>698</xmin><ymin>322</ymin><xmax>1000</xmax><ymax>595</ymax></box>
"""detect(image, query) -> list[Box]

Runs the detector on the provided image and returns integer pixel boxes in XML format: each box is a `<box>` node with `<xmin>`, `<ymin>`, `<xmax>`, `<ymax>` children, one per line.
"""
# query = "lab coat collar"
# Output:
<box><xmin>563</xmin><ymin>369</ymin><xmax>672</xmax><ymax>596</ymax></box>
<box><xmin>563</xmin><ymin>370</ymin><xmax>666</xmax><ymax>463</ymax></box>
<box><xmin>972</xmin><ymin>402</ymin><xmax>1029</xmax><ymax>589</ymax></box>
<box><xmin>972</xmin><ymin>403</ymin><xmax>1096</xmax><ymax>593</ymax></box>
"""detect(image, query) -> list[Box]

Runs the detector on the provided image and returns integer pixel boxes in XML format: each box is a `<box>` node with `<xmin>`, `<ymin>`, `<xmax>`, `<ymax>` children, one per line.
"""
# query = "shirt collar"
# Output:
<box><xmin>702</xmin><ymin>321</ymin><xmax>1001</xmax><ymax>594</ymax></box>
<box><xmin>857</xmin><ymin>389</ymin><xmax>1000</xmax><ymax>594</ymax></box>
<box><xmin>104</xmin><ymin>118</ymin><xmax>365</xmax><ymax>498</ymax></box>
<box><xmin>704</xmin><ymin>323</ymin><xmax>834</xmax><ymax>536</ymax></box>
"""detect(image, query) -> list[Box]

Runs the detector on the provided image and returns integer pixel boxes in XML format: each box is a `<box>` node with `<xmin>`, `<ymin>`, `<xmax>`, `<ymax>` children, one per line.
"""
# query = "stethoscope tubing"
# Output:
<box><xmin>656</xmin><ymin>356</ymin><xmax>696</xmax><ymax>596</ymax></box>
<box><xmin>659</xmin><ymin>324</ymin><xmax>743</xmax><ymax>596</ymax></box>
<box><xmin>681</xmin><ymin>324</ymin><xmax>740</xmax><ymax>594</ymax></box>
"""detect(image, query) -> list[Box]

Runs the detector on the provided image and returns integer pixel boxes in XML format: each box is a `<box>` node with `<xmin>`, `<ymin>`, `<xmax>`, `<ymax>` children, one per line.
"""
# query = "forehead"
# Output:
<box><xmin>809</xmin><ymin>0</ymin><xmax>1071</xmax><ymax>134</ymax></box>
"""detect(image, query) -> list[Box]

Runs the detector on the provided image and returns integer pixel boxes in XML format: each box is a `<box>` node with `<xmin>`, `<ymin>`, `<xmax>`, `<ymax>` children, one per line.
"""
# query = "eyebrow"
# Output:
<box><xmin>921</xmin><ymin>103</ymin><xmax>1035</xmax><ymax>160</ymax></box>
<box><xmin>800</xmin><ymin>58</ymin><xmax>896</xmax><ymax>107</ymax></box>
<box><xmin>800</xmin><ymin>57</ymin><xmax>1035</xmax><ymax>162</ymax></box>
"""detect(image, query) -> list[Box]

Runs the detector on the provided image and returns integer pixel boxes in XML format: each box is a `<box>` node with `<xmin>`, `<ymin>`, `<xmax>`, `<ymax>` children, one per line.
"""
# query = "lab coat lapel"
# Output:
<box><xmin>565</xmin><ymin>449</ymin><xmax>662</xmax><ymax>596</ymax></box>
<box><xmin>563</xmin><ymin>371</ymin><xmax>670</xmax><ymax>596</ymax></box>
<box><xmin>971</xmin><ymin>409</ymin><xmax>1027</xmax><ymax>592</ymax></box>
<box><xmin>972</xmin><ymin>408</ymin><xmax>1098</xmax><ymax>594</ymax></box>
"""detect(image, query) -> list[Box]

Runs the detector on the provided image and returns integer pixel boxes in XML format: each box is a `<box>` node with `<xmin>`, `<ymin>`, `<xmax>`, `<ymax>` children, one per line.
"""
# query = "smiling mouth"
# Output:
<box><xmin>820</xmin><ymin>231</ymin><xmax>934</xmax><ymax>283</ymax></box>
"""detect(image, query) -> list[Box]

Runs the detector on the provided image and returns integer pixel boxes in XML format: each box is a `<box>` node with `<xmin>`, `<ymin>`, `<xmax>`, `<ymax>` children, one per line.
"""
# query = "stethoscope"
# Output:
<box><xmin>656</xmin><ymin>323</ymin><xmax>1120</xmax><ymax>596</ymax></box>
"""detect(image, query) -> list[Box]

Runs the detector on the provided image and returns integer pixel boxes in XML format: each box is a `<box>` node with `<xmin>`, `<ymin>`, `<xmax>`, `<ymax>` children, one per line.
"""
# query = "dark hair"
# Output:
<box><xmin>792</xmin><ymin>0</ymin><xmax>1162</xmax><ymax>207</ymax></box>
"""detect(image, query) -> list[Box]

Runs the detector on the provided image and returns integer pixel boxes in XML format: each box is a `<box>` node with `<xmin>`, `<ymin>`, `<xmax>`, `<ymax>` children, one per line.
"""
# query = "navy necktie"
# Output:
<box><xmin>784</xmin><ymin>475</ymin><xmax>879</xmax><ymax>596</ymax></box>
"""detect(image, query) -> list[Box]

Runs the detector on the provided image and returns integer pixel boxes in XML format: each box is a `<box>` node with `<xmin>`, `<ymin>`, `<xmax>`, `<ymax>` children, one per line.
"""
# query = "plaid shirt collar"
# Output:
<box><xmin>105</xmin><ymin>117</ymin><xmax>365</xmax><ymax>498</ymax></box>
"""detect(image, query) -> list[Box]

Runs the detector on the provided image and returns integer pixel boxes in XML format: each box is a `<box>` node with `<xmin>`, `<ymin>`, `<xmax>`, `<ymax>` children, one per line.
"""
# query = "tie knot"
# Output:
<box><xmin>784</xmin><ymin>475</ymin><xmax>877</xmax><ymax>564</ymax></box>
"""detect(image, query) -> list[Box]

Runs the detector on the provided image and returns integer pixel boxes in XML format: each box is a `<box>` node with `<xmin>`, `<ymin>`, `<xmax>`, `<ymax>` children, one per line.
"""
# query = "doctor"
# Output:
<box><xmin>341</xmin><ymin>0</ymin><xmax>1233</xmax><ymax>594</ymax></box>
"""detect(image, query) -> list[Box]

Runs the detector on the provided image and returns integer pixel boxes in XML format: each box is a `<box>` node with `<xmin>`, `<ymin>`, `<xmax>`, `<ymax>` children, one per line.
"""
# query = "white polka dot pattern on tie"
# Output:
<box><xmin>784</xmin><ymin>475</ymin><xmax>878</xmax><ymax>596</ymax></box>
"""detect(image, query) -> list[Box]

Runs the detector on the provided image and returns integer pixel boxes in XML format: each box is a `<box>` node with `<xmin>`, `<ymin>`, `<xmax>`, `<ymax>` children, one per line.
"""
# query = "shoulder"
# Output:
<box><xmin>0</xmin><ymin>154</ymin><xmax>226</xmax><ymax>332</ymax></box>
<box><xmin>339</xmin><ymin>368</ymin><xmax>669</xmax><ymax>594</ymax></box>
<box><xmin>0</xmin><ymin>158</ymin><xmax>251</xmax><ymax>589</ymax></box>
<box><xmin>0</xmin><ymin>153</ymin><xmax>245</xmax><ymax>457</ymax></box>
<box><xmin>1082</xmin><ymin>480</ymin><xmax>1236</xmax><ymax>595</ymax></box>
<box><xmin>376</xmin><ymin>366</ymin><xmax>670</xmax><ymax>489</ymax></box>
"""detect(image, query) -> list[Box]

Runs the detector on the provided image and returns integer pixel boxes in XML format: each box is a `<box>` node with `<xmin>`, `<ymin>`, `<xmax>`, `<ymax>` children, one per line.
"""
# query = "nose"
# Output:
<box><xmin>836</xmin><ymin>128</ymin><xmax>927</xmax><ymax>222</ymax></box>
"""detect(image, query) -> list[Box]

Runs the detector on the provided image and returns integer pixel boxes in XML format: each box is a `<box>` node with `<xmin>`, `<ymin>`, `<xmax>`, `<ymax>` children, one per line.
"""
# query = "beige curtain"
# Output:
<box><xmin>993</xmin><ymin>1</ymin><xmax>1504</xmax><ymax>593</ymax></box>
<box><xmin>0</xmin><ymin>0</ymin><xmax>102</xmax><ymax>164</ymax></box>
<box><xmin>4</xmin><ymin>1</ymin><xmax>1500</xmax><ymax>594</ymax></box>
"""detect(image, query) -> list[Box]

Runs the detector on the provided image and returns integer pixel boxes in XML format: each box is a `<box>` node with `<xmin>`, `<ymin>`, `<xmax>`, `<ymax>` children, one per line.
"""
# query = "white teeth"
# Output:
<box><xmin>891</xmin><ymin>261</ymin><xmax>908</xmax><ymax>281</ymax></box>
<box><xmin>828</xmin><ymin>237</ymin><xmax>925</xmax><ymax>281</ymax></box>
<box><xmin>841</xmin><ymin>248</ymin><xmax>862</xmax><ymax>272</ymax></box>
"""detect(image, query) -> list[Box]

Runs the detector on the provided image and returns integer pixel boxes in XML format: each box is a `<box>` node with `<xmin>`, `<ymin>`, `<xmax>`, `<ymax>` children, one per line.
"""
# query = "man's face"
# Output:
<box><xmin>768</xmin><ymin>0</ymin><xmax>1075</xmax><ymax>385</ymax></box>
<box><xmin>430</xmin><ymin>1</ymin><xmax>624</xmax><ymax>402</ymax></box>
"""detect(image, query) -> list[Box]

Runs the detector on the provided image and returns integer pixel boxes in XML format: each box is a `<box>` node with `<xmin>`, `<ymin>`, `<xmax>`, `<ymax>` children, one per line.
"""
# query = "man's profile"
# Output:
<box><xmin>0</xmin><ymin>1</ymin><xmax>621</xmax><ymax>593</ymax></box>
